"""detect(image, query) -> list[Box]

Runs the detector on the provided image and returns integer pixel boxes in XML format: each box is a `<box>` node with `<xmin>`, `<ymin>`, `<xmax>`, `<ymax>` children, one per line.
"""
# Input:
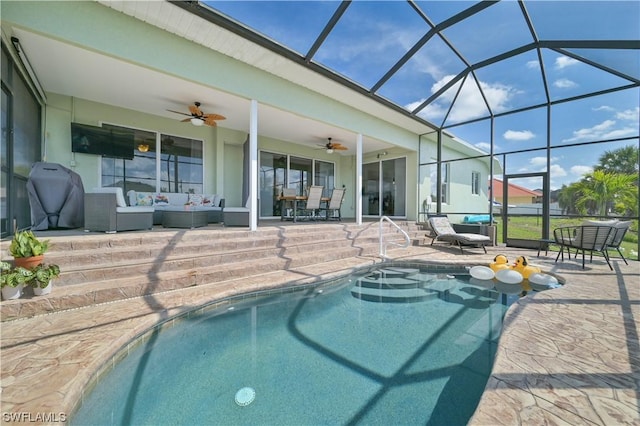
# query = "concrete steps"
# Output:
<box><xmin>1</xmin><ymin>221</ymin><xmax>426</xmax><ymax>321</ymax></box>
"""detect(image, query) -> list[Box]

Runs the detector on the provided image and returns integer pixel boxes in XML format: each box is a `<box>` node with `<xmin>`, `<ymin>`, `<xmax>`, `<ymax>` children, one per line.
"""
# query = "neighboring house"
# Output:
<box><xmin>491</xmin><ymin>179</ymin><xmax>542</xmax><ymax>205</ymax></box>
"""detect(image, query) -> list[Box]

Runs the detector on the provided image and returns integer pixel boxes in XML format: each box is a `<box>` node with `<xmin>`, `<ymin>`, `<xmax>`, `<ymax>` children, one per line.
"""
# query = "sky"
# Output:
<box><xmin>205</xmin><ymin>0</ymin><xmax>639</xmax><ymax>190</ymax></box>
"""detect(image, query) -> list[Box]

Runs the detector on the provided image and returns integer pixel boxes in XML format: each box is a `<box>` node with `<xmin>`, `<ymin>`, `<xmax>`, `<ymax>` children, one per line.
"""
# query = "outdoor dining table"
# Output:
<box><xmin>277</xmin><ymin>195</ymin><xmax>330</xmax><ymax>222</ymax></box>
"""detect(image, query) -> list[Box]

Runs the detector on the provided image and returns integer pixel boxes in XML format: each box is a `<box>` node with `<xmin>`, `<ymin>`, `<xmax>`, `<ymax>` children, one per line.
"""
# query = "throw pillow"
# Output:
<box><xmin>189</xmin><ymin>194</ymin><xmax>204</xmax><ymax>206</ymax></box>
<box><xmin>202</xmin><ymin>195</ymin><xmax>214</xmax><ymax>207</ymax></box>
<box><xmin>136</xmin><ymin>193</ymin><xmax>154</xmax><ymax>206</ymax></box>
<box><xmin>154</xmin><ymin>194</ymin><xmax>169</xmax><ymax>205</ymax></box>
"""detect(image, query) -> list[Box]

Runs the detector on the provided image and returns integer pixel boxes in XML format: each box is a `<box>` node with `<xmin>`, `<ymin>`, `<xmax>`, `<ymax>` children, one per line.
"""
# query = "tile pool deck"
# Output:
<box><xmin>0</xmin><ymin>235</ymin><xmax>638</xmax><ymax>424</ymax></box>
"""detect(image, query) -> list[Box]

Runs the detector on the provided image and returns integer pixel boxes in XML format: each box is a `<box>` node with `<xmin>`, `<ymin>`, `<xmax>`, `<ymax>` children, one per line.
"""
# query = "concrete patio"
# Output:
<box><xmin>0</xmin><ymin>223</ymin><xmax>638</xmax><ymax>425</ymax></box>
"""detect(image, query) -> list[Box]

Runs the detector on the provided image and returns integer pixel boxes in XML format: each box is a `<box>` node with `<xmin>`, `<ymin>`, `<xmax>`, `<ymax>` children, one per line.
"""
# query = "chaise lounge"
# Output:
<box><xmin>428</xmin><ymin>215</ymin><xmax>490</xmax><ymax>254</ymax></box>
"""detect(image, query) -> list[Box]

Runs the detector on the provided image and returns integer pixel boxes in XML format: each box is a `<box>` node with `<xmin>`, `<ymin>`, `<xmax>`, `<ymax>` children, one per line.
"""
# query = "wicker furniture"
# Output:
<box><xmin>224</xmin><ymin>207</ymin><xmax>250</xmax><ymax>227</ymax></box>
<box><xmin>162</xmin><ymin>209</ymin><xmax>209</xmax><ymax>229</ymax></box>
<box><xmin>84</xmin><ymin>187</ymin><xmax>153</xmax><ymax>233</ymax></box>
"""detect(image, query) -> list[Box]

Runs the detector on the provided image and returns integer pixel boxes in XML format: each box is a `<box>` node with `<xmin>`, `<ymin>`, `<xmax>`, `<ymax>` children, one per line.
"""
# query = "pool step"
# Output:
<box><xmin>352</xmin><ymin>269</ymin><xmax>458</xmax><ymax>303</ymax></box>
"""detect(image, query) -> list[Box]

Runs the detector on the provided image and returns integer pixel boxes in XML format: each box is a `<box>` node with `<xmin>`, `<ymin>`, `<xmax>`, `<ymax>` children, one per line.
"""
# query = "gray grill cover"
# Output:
<box><xmin>27</xmin><ymin>162</ymin><xmax>85</xmax><ymax>230</ymax></box>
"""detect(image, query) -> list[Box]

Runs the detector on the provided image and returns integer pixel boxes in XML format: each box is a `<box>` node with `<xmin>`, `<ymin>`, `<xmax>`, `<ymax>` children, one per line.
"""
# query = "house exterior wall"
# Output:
<box><xmin>3</xmin><ymin>1</ymin><xmax>481</xmax><ymax>221</ymax></box>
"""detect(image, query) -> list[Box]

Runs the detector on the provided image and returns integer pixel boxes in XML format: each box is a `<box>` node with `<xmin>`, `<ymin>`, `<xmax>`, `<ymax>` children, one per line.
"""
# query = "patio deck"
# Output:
<box><xmin>0</xmin><ymin>222</ymin><xmax>638</xmax><ymax>424</ymax></box>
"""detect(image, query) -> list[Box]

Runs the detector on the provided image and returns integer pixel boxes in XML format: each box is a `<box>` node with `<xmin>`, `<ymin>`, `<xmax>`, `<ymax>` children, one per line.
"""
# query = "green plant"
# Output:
<box><xmin>28</xmin><ymin>264</ymin><xmax>60</xmax><ymax>289</ymax></box>
<box><xmin>9</xmin><ymin>230</ymin><xmax>50</xmax><ymax>258</ymax></box>
<box><xmin>0</xmin><ymin>265</ymin><xmax>32</xmax><ymax>288</ymax></box>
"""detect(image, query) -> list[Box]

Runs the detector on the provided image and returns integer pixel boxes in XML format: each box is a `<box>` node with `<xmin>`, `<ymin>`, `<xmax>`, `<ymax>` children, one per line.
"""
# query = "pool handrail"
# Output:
<box><xmin>379</xmin><ymin>216</ymin><xmax>411</xmax><ymax>259</ymax></box>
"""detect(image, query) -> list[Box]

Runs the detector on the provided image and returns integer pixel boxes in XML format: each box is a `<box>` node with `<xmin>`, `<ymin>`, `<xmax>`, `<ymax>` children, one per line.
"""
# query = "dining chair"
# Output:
<box><xmin>322</xmin><ymin>188</ymin><xmax>345</xmax><ymax>221</ymax></box>
<box><xmin>297</xmin><ymin>185</ymin><xmax>323</xmax><ymax>221</ymax></box>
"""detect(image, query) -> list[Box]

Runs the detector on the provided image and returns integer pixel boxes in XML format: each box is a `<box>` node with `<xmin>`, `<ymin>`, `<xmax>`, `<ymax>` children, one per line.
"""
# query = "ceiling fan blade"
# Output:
<box><xmin>189</xmin><ymin>104</ymin><xmax>203</xmax><ymax>116</ymax></box>
<box><xmin>203</xmin><ymin>117</ymin><xmax>218</xmax><ymax>127</ymax></box>
<box><xmin>167</xmin><ymin>109</ymin><xmax>191</xmax><ymax>117</ymax></box>
<box><xmin>203</xmin><ymin>113</ymin><xmax>226</xmax><ymax>121</ymax></box>
<box><xmin>180</xmin><ymin>118</ymin><xmax>191</xmax><ymax>122</ymax></box>
<box><xmin>333</xmin><ymin>145</ymin><xmax>348</xmax><ymax>150</ymax></box>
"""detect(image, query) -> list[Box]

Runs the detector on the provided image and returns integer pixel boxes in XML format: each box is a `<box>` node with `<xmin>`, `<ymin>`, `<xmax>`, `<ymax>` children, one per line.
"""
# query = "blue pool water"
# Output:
<box><xmin>72</xmin><ymin>263</ymin><xmax>528</xmax><ymax>425</ymax></box>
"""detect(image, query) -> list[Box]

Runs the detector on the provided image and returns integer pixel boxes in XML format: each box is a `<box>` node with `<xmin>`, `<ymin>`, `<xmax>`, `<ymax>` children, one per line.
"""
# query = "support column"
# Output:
<box><xmin>249</xmin><ymin>100</ymin><xmax>258</xmax><ymax>231</ymax></box>
<box><xmin>356</xmin><ymin>133</ymin><xmax>363</xmax><ymax>225</ymax></box>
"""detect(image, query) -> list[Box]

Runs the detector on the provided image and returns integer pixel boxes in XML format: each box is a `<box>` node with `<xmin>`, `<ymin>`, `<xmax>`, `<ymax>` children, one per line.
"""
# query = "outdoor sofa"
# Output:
<box><xmin>126</xmin><ymin>190</ymin><xmax>225</xmax><ymax>225</ymax></box>
<box><xmin>84</xmin><ymin>187</ymin><xmax>154</xmax><ymax>233</ymax></box>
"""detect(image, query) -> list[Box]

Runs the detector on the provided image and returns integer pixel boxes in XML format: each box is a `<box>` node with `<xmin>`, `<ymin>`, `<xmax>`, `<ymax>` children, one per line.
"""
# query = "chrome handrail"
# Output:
<box><xmin>379</xmin><ymin>216</ymin><xmax>411</xmax><ymax>259</ymax></box>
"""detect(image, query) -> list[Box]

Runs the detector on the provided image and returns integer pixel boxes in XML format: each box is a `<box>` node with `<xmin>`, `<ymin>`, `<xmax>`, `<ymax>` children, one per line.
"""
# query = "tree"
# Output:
<box><xmin>574</xmin><ymin>170</ymin><xmax>638</xmax><ymax>216</ymax></box>
<box><xmin>595</xmin><ymin>145</ymin><xmax>639</xmax><ymax>175</ymax></box>
<box><xmin>557</xmin><ymin>183</ymin><xmax>582</xmax><ymax>215</ymax></box>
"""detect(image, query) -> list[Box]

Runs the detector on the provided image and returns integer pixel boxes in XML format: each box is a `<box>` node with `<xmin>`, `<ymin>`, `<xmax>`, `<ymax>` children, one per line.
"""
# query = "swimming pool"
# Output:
<box><xmin>71</xmin><ymin>262</ymin><xmax>536</xmax><ymax>425</ymax></box>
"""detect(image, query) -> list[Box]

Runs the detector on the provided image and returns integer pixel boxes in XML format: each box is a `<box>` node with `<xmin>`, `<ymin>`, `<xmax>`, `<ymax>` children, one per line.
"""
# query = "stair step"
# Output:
<box><xmin>1</xmin><ymin>221</ymin><xmax>426</xmax><ymax>321</ymax></box>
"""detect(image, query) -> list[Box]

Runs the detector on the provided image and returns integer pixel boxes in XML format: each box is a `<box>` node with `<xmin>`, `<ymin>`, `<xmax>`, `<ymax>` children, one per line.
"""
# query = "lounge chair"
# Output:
<box><xmin>428</xmin><ymin>215</ymin><xmax>490</xmax><ymax>254</ymax></box>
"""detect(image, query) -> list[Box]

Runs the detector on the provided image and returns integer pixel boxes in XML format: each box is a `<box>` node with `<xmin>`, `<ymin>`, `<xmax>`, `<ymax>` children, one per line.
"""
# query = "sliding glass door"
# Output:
<box><xmin>363</xmin><ymin>157</ymin><xmax>406</xmax><ymax>217</ymax></box>
<box><xmin>259</xmin><ymin>151</ymin><xmax>335</xmax><ymax>218</ymax></box>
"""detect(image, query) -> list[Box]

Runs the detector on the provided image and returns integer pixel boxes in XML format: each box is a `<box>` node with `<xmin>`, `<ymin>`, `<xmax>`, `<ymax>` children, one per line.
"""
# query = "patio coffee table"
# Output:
<box><xmin>162</xmin><ymin>209</ymin><xmax>208</xmax><ymax>229</ymax></box>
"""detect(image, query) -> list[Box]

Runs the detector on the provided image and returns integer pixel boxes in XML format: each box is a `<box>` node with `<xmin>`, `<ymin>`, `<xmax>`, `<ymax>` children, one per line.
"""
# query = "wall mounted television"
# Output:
<box><xmin>71</xmin><ymin>123</ymin><xmax>134</xmax><ymax>160</ymax></box>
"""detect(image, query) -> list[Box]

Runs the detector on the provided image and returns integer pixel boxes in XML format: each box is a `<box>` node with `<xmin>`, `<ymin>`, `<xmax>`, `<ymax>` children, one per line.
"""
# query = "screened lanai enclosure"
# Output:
<box><xmin>2</xmin><ymin>1</ymin><xmax>638</xmax><ymax>259</ymax></box>
<box><xmin>183</xmin><ymin>0</ymin><xmax>639</xmax><ymax>256</ymax></box>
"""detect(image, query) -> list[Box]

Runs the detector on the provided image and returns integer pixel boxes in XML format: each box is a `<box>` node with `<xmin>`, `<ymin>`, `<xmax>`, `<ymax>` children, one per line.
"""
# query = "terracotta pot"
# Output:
<box><xmin>13</xmin><ymin>255</ymin><xmax>44</xmax><ymax>269</ymax></box>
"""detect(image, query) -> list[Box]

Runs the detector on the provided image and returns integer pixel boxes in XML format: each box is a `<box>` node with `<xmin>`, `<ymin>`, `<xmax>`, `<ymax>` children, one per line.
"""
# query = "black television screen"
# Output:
<box><xmin>71</xmin><ymin>123</ymin><xmax>134</xmax><ymax>160</ymax></box>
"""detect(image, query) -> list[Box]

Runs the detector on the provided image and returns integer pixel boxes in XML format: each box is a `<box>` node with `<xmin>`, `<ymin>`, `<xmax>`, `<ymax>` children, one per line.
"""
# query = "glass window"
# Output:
<box><xmin>441</xmin><ymin>162</ymin><xmax>450</xmax><ymax>204</ymax></box>
<box><xmin>160</xmin><ymin>134</ymin><xmax>203</xmax><ymax>194</ymax></box>
<box><xmin>101</xmin><ymin>125</ymin><xmax>203</xmax><ymax>195</ymax></box>
<box><xmin>288</xmin><ymin>156</ymin><xmax>312</xmax><ymax>195</ymax></box>
<box><xmin>101</xmin><ymin>126</ymin><xmax>157</xmax><ymax>193</ymax></box>
<box><xmin>314</xmin><ymin>160</ymin><xmax>335</xmax><ymax>198</ymax></box>
<box><xmin>472</xmin><ymin>171</ymin><xmax>481</xmax><ymax>195</ymax></box>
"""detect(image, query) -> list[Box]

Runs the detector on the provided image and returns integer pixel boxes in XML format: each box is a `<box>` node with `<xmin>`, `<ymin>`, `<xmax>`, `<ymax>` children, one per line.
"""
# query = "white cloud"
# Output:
<box><xmin>603</xmin><ymin>127</ymin><xmax>638</xmax><ymax>139</ymax></box>
<box><xmin>616</xmin><ymin>107</ymin><xmax>640</xmax><ymax>121</ymax></box>
<box><xmin>474</xmin><ymin>142</ymin><xmax>492</xmax><ymax>152</ymax></box>
<box><xmin>526</xmin><ymin>60</ymin><xmax>539</xmax><ymax>69</ymax></box>
<box><xmin>530</xmin><ymin>156</ymin><xmax>547</xmax><ymax>166</ymax></box>
<box><xmin>504</xmin><ymin>130</ymin><xmax>535</xmax><ymax>141</ymax></box>
<box><xmin>555</xmin><ymin>56</ymin><xmax>579</xmax><ymax>69</ymax></box>
<box><xmin>550</xmin><ymin>163</ymin><xmax>567</xmax><ymax>178</ymax></box>
<box><xmin>570</xmin><ymin>165</ymin><xmax>593</xmax><ymax>176</ymax></box>
<box><xmin>594</xmin><ymin>105</ymin><xmax>615</xmax><ymax>112</ymax></box>
<box><xmin>562</xmin><ymin>119</ymin><xmax>616</xmax><ymax>143</ymax></box>
<box><xmin>413</xmin><ymin>75</ymin><xmax>517</xmax><ymax>123</ymax></box>
<box><xmin>554</xmin><ymin>78</ymin><xmax>577</xmax><ymax>89</ymax></box>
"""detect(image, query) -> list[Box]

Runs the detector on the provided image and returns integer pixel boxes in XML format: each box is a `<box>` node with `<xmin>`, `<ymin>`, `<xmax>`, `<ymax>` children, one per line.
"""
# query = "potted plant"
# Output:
<box><xmin>9</xmin><ymin>230</ymin><xmax>50</xmax><ymax>269</ymax></box>
<box><xmin>27</xmin><ymin>263</ymin><xmax>60</xmax><ymax>296</ymax></box>
<box><xmin>0</xmin><ymin>261</ymin><xmax>31</xmax><ymax>300</ymax></box>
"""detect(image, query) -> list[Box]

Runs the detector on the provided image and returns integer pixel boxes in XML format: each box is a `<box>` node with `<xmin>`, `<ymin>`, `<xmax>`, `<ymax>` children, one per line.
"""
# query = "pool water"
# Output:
<box><xmin>72</xmin><ymin>263</ymin><xmax>526</xmax><ymax>425</ymax></box>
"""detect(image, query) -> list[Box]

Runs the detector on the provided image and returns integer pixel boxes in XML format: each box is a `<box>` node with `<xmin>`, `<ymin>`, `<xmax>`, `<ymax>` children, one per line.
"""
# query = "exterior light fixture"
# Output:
<box><xmin>191</xmin><ymin>117</ymin><xmax>205</xmax><ymax>126</ymax></box>
<box><xmin>377</xmin><ymin>151</ymin><xmax>388</xmax><ymax>159</ymax></box>
<box><xmin>137</xmin><ymin>143</ymin><xmax>150</xmax><ymax>152</ymax></box>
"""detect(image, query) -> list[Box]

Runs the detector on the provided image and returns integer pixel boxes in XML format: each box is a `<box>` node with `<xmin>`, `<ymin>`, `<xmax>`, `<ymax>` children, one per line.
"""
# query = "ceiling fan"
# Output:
<box><xmin>318</xmin><ymin>137</ymin><xmax>348</xmax><ymax>154</ymax></box>
<box><xmin>167</xmin><ymin>102</ymin><xmax>226</xmax><ymax>127</ymax></box>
